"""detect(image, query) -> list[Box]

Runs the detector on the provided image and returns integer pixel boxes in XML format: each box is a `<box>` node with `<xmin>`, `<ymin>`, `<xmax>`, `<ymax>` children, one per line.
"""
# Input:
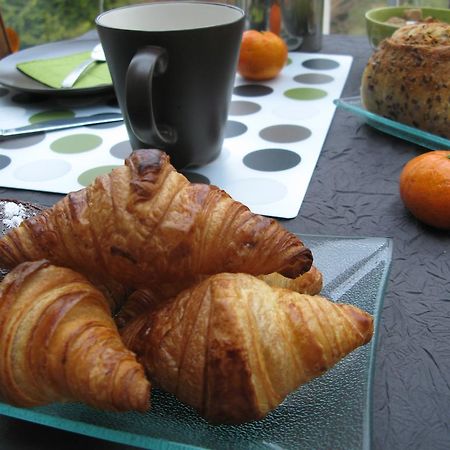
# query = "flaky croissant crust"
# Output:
<box><xmin>0</xmin><ymin>150</ymin><xmax>312</xmax><ymax>308</ymax></box>
<box><xmin>122</xmin><ymin>272</ymin><xmax>373</xmax><ymax>424</ymax></box>
<box><xmin>115</xmin><ymin>265</ymin><xmax>323</xmax><ymax>329</ymax></box>
<box><xmin>0</xmin><ymin>260</ymin><xmax>150</xmax><ymax>411</ymax></box>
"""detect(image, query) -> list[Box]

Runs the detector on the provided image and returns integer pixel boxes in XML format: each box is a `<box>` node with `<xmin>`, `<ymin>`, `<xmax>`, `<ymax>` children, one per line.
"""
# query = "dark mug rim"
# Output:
<box><xmin>96</xmin><ymin>1</ymin><xmax>245</xmax><ymax>32</ymax></box>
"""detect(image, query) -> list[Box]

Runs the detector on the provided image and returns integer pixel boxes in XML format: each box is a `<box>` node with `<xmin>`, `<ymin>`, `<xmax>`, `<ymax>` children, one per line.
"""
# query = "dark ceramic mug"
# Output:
<box><xmin>96</xmin><ymin>1</ymin><xmax>245</xmax><ymax>169</ymax></box>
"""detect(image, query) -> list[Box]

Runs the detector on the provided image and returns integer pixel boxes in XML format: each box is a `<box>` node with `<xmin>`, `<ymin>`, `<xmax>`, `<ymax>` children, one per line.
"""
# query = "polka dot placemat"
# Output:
<box><xmin>0</xmin><ymin>52</ymin><xmax>352</xmax><ymax>219</ymax></box>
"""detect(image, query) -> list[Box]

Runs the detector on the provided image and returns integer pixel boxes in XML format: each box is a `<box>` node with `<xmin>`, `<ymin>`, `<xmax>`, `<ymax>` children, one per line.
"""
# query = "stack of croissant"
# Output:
<box><xmin>0</xmin><ymin>149</ymin><xmax>373</xmax><ymax>424</ymax></box>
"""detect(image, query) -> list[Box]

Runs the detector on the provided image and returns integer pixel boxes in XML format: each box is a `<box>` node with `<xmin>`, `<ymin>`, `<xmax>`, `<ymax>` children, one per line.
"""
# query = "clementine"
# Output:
<box><xmin>399</xmin><ymin>150</ymin><xmax>450</xmax><ymax>230</ymax></box>
<box><xmin>237</xmin><ymin>30</ymin><xmax>288</xmax><ymax>81</ymax></box>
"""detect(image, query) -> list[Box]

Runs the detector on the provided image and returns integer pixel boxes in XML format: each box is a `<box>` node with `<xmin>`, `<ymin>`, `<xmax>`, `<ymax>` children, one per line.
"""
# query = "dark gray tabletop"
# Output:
<box><xmin>0</xmin><ymin>34</ymin><xmax>449</xmax><ymax>450</ymax></box>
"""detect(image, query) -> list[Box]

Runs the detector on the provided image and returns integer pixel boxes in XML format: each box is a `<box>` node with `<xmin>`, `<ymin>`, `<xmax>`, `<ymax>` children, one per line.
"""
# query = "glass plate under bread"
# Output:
<box><xmin>0</xmin><ymin>200</ymin><xmax>392</xmax><ymax>450</ymax></box>
<box><xmin>335</xmin><ymin>96</ymin><xmax>450</xmax><ymax>150</ymax></box>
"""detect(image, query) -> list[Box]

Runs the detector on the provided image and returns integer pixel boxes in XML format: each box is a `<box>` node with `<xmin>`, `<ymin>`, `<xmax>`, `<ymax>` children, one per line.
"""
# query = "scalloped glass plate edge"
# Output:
<box><xmin>334</xmin><ymin>96</ymin><xmax>450</xmax><ymax>150</ymax></box>
<box><xmin>0</xmin><ymin>233</ymin><xmax>393</xmax><ymax>450</ymax></box>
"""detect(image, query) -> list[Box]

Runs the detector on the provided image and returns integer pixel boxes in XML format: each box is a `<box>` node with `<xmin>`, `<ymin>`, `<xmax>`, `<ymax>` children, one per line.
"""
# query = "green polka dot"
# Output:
<box><xmin>29</xmin><ymin>109</ymin><xmax>74</xmax><ymax>124</ymax></box>
<box><xmin>78</xmin><ymin>165</ymin><xmax>119</xmax><ymax>187</ymax></box>
<box><xmin>286</xmin><ymin>57</ymin><xmax>292</xmax><ymax>66</ymax></box>
<box><xmin>50</xmin><ymin>134</ymin><xmax>102</xmax><ymax>154</ymax></box>
<box><xmin>284</xmin><ymin>87</ymin><xmax>327</xmax><ymax>101</ymax></box>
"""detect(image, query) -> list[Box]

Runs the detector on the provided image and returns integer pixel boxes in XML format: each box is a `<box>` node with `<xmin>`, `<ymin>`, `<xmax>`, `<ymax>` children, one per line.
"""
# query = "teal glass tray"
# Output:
<box><xmin>0</xmin><ymin>232</ymin><xmax>393</xmax><ymax>450</ymax></box>
<box><xmin>334</xmin><ymin>96</ymin><xmax>450</xmax><ymax>150</ymax></box>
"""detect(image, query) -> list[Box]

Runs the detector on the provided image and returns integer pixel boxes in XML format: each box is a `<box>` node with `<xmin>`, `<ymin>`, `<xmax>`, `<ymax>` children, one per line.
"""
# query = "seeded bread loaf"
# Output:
<box><xmin>361</xmin><ymin>22</ymin><xmax>450</xmax><ymax>138</ymax></box>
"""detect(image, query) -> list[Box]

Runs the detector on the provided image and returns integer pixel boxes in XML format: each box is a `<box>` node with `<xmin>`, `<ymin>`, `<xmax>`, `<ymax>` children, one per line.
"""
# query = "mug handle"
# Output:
<box><xmin>125</xmin><ymin>46</ymin><xmax>177</xmax><ymax>147</ymax></box>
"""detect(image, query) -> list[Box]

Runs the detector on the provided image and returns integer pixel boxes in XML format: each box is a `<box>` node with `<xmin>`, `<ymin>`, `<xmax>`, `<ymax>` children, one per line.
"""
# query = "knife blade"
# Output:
<box><xmin>0</xmin><ymin>112</ymin><xmax>124</xmax><ymax>138</ymax></box>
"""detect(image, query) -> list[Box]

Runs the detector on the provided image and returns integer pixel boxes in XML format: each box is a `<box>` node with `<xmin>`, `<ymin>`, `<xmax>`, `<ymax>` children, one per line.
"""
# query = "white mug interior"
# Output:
<box><xmin>97</xmin><ymin>1</ymin><xmax>244</xmax><ymax>31</ymax></box>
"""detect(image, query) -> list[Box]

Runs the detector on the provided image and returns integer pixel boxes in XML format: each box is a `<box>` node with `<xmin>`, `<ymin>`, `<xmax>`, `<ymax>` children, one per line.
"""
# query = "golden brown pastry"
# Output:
<box><xmin>361</xmin><ymin>22</ymin><xmax>450</xmax><ymax>138</ymax></box>
<box><xmin>258</xmin><ymin>264</ymin><xmax>323</xmax><ymax>295</ymax></box>
<box><xmin>115</xmin><ymin>265</ymin><xmax>323</xmax><ymax>329</ymax></box>
<box><xmin>121</xmin><ymin>272</ymin><xmax>373</xmax><ymax>424</ymax></box>
<box><xmin>0</xmin><ymin>260</ymin><xmax>150</xmax><ymax>411</ymax></box>
<box><xmin>0</xmin><ymin>149</ymin><xmax>312</xmax><ymax>309</ymax></box>
<box><xmin>115</xmin><ymin>285</ymin><xmax>171</xmax><ymax>329</ymax></box>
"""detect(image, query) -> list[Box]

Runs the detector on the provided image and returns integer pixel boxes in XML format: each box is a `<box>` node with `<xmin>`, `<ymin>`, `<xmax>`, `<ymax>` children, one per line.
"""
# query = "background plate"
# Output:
<box><xmin>0</xmin><ymin>203</ymin><xmax>392</xmax><ymax>449</ymax></box>
<box><xmin>334</xmin><ymin>96</ymin><xmax>450</xmax><ymax>150</ymax></box>
<box><xmin>0</xmin><ymin>39</ymin><xmax>113</xmax><ymax>96</ymax></box>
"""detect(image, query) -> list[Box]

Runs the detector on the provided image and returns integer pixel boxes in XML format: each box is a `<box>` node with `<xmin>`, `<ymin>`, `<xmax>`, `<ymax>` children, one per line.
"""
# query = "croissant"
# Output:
<box><xmin>258</xmin><ymin>264</ymin><xmax>323</xmax><ymax>295</ymax></box>
<box><xmin>121</xmin><ymin>273</ymin><xmax>373</xmax><ymax>424</ymax></box>
<box><xmin>0</xmin><ymin>149</ymin><xmax>312</xmax><ymax>309</ymax></box>
<box><xmin>115</xmin><ymin>265</ymin><xmax>323</xmax><ymax>328</ymax></box>
<box><xmin>0</xmin><ymin>260</ymin><xmax>150</xmax><ymax>411</ymax></box>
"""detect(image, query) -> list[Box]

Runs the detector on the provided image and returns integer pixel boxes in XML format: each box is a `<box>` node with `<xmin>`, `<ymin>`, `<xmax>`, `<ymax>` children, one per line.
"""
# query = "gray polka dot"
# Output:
<box><xmin>302</xmin><ymin>59</ymin><xmax>340</xmax><ymax>70</ymax></box>
<box><xmin>182</xmin><ymin>171</ymin><xmax>210</xmax><ymax>184</ymax></box>
<box><xmin>110</xmin><ymin>140</ymin><xmax>132</xmax><ymax>159</ymax></box>
<box><xmin>0</xmin><ymin>154</ymin><xmax>11</xmax><ymax>169</ymax></box>
<box><xmin>0</xmin><ymin>133</ymin><xmax>46</xmax><ymax>149</ymax></box>
<box><xmin>0</xmin><ymin>88</ymin><xmax>9</xmax><ymax>98</ymax></box>
<box><xmin>243</xmin><ymin>149</ymin><xmax>301</xmax><ymax>172</ymax></box>
<box><xmin>14</xmin><ymin>159</ymin><xmax>71</xmax><ymax>181</ymax></box>
<box><xmin>229</xmin><ymin>101</ymin><xmax>261</xmax><ymax>116</ymax></box>
<box><xmin>233</xmin><ymin>84</ymin><xmax>273</xmax><ymax>97</ymax></box>
<box><xmin>225</xmin><ymin>121</ymin><xmax>247</xmax><ymax>139</ymax></box>
<box><xmin>294</xmin><ymin>73</ymin><xmax>334</xmax><ymax>84</ymax></box>
<box><xmin>259</xmin><ymin>124</ymin><xmax>311</xmax><ymax>143</ymax></box>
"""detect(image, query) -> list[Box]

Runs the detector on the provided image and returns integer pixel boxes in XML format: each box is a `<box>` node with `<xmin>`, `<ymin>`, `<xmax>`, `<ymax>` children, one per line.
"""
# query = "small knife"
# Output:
<box><xmin>0</xmin><ymin>112</ymin><xmax>123</xmax><ymax>138</ymax></box>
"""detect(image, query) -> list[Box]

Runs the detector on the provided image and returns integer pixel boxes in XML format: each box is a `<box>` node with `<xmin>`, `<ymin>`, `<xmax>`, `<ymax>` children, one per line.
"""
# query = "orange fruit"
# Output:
<box><xmin>399</xmin><ymin>150</ymin><xmax>450</xmax><ymax>230</ymax></box>
<box><xmin>237</xmin><ymin>30</ymin><xmax>288</xmax><ymax>81</ymax></box>
<box><xmin>5</xmin><ymin>27</ymin><xmax>20</xmax><ymax>53</ymax></box>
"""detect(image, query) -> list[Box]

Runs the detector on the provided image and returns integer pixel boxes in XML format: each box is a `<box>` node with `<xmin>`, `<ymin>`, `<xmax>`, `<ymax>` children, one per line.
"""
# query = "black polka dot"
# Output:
<box><xmin>0</xmin><ymin>154</ymin><xmax>11</xmax><ymax>170</ymax></box>
<box><xmin>302</xmin><ymin>59</ymin><xmax>340</xmax><ymax>70</ymax></box>
<box><xmin>243</xmin><ymin>149</ymin><xmax>301</xmax><ymax>171</ymax></box>
<box><xmin>0</xmin><ymin>88</ymin><xmax>9</xmax><ymax>97</ymax></box>
<box><xmin>294</xmin><ymin>73</ymin><xmax>334</xmax><ymax>84</ymax></box>
<box><xmin>11</xmin><ymin>92</ymin><xmax>50</xmax><ymax>104</ymax></box>
<box><xmin>110</xmin><ymin>141</ymin><xmax>132</xmax><ymax>159</ymax></box>
<box><xmin>233</xmin><ymin>84</ymin><xmax>273</xmax><ymax>97</ymax></box>
<box><xmin>225</xmin><ymin>120</ymin><xmax>247</xmax><ymax>139</ymax></box>
<box><xmin>259</xmin><ymin>124</ymin><xmax>311</xmax><ymax>143</ymax></box>
<box><xmin>229</xmin><ymin>100</ymin><xmax>261</xmax><ymax>116</ymax></box>
<box><xmin>0</xmin><ymin>133</ymin><xmax>46</xmax><ymax>149</ymax></box>
<box><xmin>181</xmin><ymin>172</ymin><xmax>210</xmax><ymax>184</ymax></box>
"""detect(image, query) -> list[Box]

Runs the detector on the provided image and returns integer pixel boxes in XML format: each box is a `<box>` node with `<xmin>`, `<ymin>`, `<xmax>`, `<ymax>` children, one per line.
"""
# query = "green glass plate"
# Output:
<box><xmin>334</xmin><ymin>96</ymin><xmax>450</xmax><ymax>150</ymax></box>
<box><xmin>0</xmin><ymin>232</ymin><xmax>392</xmax><ymax>450</ymax></box>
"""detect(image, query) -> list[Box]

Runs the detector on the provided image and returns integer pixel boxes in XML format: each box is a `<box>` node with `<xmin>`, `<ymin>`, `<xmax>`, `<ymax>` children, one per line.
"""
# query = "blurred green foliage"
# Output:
<box><xmin>0</xmin><ymin>0</ymin><xmax>132</xmax><ymax>47</ymax></box>
<box><xmin>1</xmin><ymin>0</ymin><xmax>449</xmax><ymax>48</ymax></box>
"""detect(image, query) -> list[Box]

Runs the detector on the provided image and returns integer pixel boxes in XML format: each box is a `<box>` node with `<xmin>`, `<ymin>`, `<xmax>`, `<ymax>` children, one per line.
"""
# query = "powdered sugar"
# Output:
<box><xmin>1</xmin><ymin>201</ymin><xmax>26</xmax><ymax>229</ymax></box>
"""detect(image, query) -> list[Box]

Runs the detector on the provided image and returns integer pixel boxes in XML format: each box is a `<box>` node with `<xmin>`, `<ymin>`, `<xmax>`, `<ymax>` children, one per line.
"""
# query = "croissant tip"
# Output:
<box><xmin>279</xmin><ymin>247</ymin><xmax>313</xmax><ymax>278</ymax></box>
<box><xmin>129</xmin><ymin>379</ymin><xmax>152</xmax><ymax>413</ymax></box>
<box><xmin>343</xmin><ymin>305</ymin><xmax>374</xmax><ymax>345</ymax></box>
<box><xmin>126</xmin><ymin>149</ymin><xmax>169</xmax><ymax>175</ymax></box>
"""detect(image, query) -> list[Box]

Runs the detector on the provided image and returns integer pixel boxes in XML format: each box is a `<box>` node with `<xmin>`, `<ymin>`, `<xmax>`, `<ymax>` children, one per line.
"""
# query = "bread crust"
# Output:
<box><xmin>361</xmin><ymin>23</ymin><xmax>450</xmax><ymax>138</ymax></box>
